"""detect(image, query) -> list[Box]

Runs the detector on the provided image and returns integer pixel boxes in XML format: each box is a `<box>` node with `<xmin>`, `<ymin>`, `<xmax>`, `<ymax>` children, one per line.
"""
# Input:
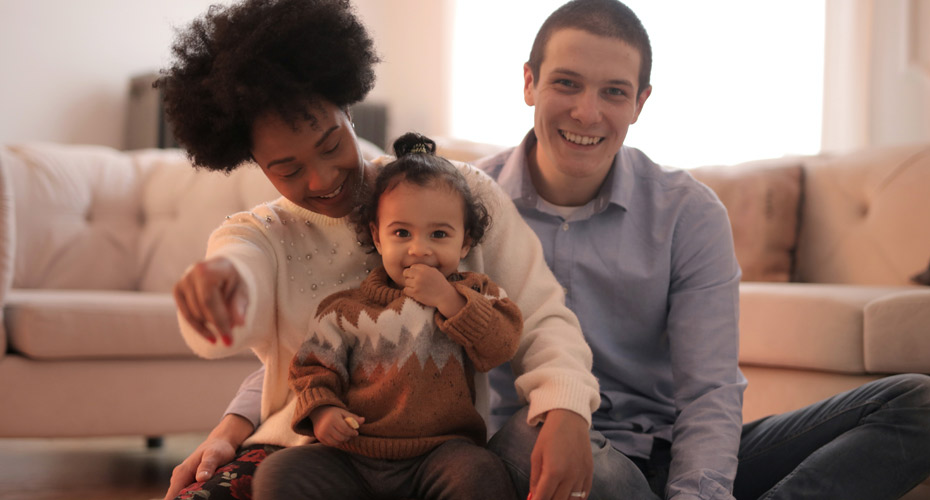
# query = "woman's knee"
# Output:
<box><xmin>487</xmin><ymin>407</ymin><xmax>537</xmax><ymax>468</ymax></box>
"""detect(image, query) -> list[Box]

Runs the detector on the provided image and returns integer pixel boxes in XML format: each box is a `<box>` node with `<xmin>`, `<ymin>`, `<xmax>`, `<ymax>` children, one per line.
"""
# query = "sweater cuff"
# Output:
<box><xmin>292</xmin><ymin>387</ymin><xmax>344</xmax><ymax>436</ymax></box>
<box><xmin>441</xmin><ymin>284</ymin><xmax>494</xmax><ymax>345</ymax></box>
<box><xmin>525</xmin><ymin>374</ymin><xmax>597</xmax><ymax>427</ymax></box>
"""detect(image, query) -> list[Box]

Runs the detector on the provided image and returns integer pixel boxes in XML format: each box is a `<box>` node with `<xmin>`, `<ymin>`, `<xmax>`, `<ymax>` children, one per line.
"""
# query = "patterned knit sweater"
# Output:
<box><xmin>289</xmin><ymin>267</ymin><xmax>522</xmax><ymax>460</ymax></box>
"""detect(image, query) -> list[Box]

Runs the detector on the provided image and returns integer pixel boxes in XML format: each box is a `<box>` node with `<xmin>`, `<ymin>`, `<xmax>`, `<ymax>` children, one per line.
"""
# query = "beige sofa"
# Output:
<box><xmin>0</xmin><ymin>144</ymin><xmax>270</xmax><ymax>438</ymax></box>
<box><xmin>1</xmin><ymin>140</ymin><xmax>928</xmax><ymax>484</ymax></box>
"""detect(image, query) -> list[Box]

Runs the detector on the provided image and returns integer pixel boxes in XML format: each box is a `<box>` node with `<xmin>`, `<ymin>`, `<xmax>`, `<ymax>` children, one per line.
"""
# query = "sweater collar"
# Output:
<box><xmin>279</xmin><ymin>196</ymin><xmax>351</xmax><ymax>227</ymax></box>
<box><xmin>361</xmin><ymin>267</ymin><xmax>404</xmax><ymax>305</ymax></box>
<box><xmin>361</xmin><ymin>267</ymin><xmax>465</xmax><ymax>306</ymax></box>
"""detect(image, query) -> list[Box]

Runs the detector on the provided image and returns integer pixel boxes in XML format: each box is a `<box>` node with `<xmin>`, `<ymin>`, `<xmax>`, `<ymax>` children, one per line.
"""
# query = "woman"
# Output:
<box><xmin>157</xmin><ymin>1</ymin><xmax>598</xmax><ymax>499</ymax></box>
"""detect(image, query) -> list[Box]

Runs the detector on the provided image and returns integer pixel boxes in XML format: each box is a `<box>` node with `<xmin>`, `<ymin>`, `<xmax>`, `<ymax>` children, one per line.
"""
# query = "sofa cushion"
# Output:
<box><xmin>795</xmin><ymin>144</ymin><xmax>930</xmax><ymax>285</ymax></box>
<box><xmin>690</xmin><ymin>158</ymin><xmax>803</xmax><ymax>282</ymax></box>
<box><xmin>2</xmin><ymin>143</ymin><xmax>148</xmax><ymax>291</ymax></box>
<box><xmin>738</xmin><ymin>282</ymin><xmax>915</xmax><ymax>373</ymax></box>
<box><xmin>4</xmin><ymin>289</ymin><xmax>211</xmax><ymax>359</ymax></box>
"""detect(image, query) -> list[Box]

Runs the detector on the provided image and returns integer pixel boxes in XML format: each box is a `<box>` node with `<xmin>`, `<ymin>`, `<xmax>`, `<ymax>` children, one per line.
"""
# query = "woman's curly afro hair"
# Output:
<box><xmin>155</xmin><ymin>0</ymin><xmax>379</xmax><ymax>172</ymax></box>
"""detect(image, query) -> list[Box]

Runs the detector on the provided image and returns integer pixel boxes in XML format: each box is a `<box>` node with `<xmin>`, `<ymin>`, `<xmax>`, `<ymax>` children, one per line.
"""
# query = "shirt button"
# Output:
<box><xmin>561</xmin><ymin>222</ymin><xmax>570</xmax><ymax>231</ymax></box>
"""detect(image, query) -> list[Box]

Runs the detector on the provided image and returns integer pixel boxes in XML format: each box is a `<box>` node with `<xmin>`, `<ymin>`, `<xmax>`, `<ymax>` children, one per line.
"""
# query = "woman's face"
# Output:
<box><xmin>250</xmin><ymin>101</ymin><xmax>367</xmax><ymax>218</ymax></box>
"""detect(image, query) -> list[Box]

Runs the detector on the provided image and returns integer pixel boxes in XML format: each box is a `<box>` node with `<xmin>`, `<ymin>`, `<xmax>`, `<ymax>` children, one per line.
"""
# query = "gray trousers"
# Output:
<box><xmin>253</xmin><ymin>438</ymin><xmax>518</xmax><ymax>500</ymax></box>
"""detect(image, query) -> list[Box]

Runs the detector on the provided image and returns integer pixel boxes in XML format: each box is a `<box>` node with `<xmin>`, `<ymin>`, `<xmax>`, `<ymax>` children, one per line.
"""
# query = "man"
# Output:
<box><xmin>479</xmin><ymin>1</ymin><xmax>930</xmax><ymax>499</ymax></box>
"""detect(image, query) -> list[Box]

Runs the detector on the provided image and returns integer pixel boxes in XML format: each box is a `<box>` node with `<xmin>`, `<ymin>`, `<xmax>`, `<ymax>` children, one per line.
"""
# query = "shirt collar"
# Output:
<box><xmin>495</xmin><ymin>130</ymin><xmax>537</xmax><ymax>207</ymax></box>
<box><xmin>497</xmin><ymin>129</ymin><xmax>633</xmax><ymax>216</ymax></box>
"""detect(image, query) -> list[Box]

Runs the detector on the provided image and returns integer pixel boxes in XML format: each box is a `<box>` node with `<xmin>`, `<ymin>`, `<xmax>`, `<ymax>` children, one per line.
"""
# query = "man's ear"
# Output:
<box><xmin>370</xmin><ymin>222</ymin><xmax>382</xmax><ymax>254</ymax></box>
<box><xmin>631</xmin><ymin>85</ymin><xmax>652</xmax><ymax>124</ymax></box>
<box><xmin>523</xmin><ymin>63</ymin><xmax>537</xmax><ymax>107</ymax></box>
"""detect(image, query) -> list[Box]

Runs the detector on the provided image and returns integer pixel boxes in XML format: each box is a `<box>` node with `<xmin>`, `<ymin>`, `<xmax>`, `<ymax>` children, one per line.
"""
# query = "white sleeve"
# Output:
<box><xmin>177</xmin><ymin>215</ymin><xmax>278</xmax><ymax>360</ymax></box>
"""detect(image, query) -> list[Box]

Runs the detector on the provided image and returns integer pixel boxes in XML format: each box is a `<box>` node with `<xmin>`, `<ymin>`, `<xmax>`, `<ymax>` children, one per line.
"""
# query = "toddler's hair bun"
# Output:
<box><xmin>392</xmin><ymin>132</ymin><xmax>436</xmax><ymax>157</ymax></box>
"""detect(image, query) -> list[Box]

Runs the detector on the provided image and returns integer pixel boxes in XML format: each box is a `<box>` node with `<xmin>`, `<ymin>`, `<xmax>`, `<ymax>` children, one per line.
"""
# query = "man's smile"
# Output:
<box><xmin>560</xmin><ymin>130</ymin><xmax>604</xmax><ymax>146</ymax></box>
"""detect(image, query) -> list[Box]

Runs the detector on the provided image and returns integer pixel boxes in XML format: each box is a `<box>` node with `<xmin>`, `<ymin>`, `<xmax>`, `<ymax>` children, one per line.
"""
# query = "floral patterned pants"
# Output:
<box><xmin>175</xmin><ymin>444</ymin><xmax>280</xmax><ymax>500</ymax></box>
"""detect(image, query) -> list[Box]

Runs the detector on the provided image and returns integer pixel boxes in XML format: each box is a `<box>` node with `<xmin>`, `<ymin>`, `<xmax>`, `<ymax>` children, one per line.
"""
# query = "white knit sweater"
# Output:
<box><xmin>179</xmin><ymin>158</ymin><xmax>599</xmax><ymax>447</ymax></box>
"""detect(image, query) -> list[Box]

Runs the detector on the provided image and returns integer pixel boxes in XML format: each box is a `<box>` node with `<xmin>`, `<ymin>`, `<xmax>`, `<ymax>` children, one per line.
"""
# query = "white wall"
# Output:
<box><xmin>0</xmin><ymin>0</ymin><xmax>452</xmax><ymax>150</ymax></box>
<box><xmin>2</xmin><ymin>0</ymin><xmax>928</xmax><ymax>153</ymax></box>
<box><xmin>0</xmin><ymin>0</ymin><xmax>227</xmax><ymax>148</ymax></box>
<box><xmin>822</xmin><ymin>0</ymin><xmax>930</xmax><ymax>153</ymax></box>
<box><xmin>356</xmin><ymin>0</ymin><xmax>454</xmax><ymax>143</ymax></box>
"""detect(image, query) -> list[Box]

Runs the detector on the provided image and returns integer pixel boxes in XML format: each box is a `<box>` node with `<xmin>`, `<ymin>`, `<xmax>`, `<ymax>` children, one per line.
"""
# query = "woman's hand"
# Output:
<box><xmin>309</xmin><ymin>406</ymin><xmax>365</xmax><ymax>447</ymax></box>
<box><xmin>529</xmin><ymin>409</ymin><xmax>594</xmax><ymax>500</ymax></box>
<box><xmin>163</xmin><ymin>413</ymin><xmax>254</xmax><ymax>500</ymax></box>
<box><xmin>173</xmin><ymin>256</ymin><xmax>249</xmax><ymax>346</ymax></box>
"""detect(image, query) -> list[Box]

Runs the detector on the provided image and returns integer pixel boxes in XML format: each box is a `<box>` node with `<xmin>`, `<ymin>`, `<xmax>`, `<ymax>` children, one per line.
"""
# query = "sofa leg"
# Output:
<box><xmin>146</xmin><ymin>436</ymin><xmax>164</xmax><ymax>449</ymax></box>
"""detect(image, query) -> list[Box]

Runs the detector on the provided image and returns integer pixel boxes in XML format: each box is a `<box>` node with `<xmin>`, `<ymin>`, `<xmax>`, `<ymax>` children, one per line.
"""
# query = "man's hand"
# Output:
<box><xmin>173</xmin><ymin>256</ymin><xmax>248</xmax><ymax>346</ymax></box>
<box><xmin>529</xmin><ymin>409</ymin><xmax>593</xmax><ymax>500</ymax></box>
<box><xmin>403</xmin><ymin>264</ymin><xmax>465</xmax><ymax>318</ymax></box>
<box><xmin>309</xmin><ymin>406</ymin><xmax>365</xmax><ymax>447</ymax></box>
<box><xmin>163</xmin><ymin>413</ymin><xmax>254</xmax><ymax>500</ymax></box>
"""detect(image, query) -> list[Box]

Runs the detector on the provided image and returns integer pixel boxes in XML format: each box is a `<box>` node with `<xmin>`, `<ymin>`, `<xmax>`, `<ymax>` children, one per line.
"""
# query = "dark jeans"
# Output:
<box><xmin>252</xmin><ymin>439</ymin><xmax>518</xmax><ymax>500</ymax></box>
<box><xmin>488</xmin><ymin>374</ymin><xmax>930</xmax><ymax>500</ymax></box>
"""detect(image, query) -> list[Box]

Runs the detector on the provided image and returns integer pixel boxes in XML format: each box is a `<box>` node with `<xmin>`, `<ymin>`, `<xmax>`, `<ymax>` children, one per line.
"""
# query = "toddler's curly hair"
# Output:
<box><xmin>155</xmin><ymin>0</ymin><xmax>379</xmax><ymax>172</ymax></box>
<box><xmin>354</xmin><ymin>132</ymin><xmax>491</xmax><ymax>252</ymax></box>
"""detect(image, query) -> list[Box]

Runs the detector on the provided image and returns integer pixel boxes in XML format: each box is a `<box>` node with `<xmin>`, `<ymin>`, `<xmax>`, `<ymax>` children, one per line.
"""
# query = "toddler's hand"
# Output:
<box><xmin>403</xmin><ymin>264</ymin><xmax>454</xmax><ymax>308</ymax></box>
<box><xmin>309</xmin><ymin>406</ymin><xmax>365</xmax><ymax>447</ymax></box>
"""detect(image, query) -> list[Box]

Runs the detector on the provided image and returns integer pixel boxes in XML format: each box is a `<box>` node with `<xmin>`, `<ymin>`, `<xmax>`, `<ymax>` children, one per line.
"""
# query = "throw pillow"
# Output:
<box><xmin>689</xmin><ymin>158</ymin><xmax>804</xmax><ymax>282</ymax></box>
<box><xmin>912</xmin><ymin>259</ymin><xmax>930</xmax><ymax>285</ymax></box>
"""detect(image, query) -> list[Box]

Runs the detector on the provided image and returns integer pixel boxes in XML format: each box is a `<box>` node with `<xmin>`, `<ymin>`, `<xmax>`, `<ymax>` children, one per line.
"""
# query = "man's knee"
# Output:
<box><xmin>877</xmin><ymin>373</ymin><xmax>930</xmax><ymax>409</ymax></box>
<box><xmin>487</xmin><ymin>407</ymin><xmax>538</xmax><ymax>471</ymax></box>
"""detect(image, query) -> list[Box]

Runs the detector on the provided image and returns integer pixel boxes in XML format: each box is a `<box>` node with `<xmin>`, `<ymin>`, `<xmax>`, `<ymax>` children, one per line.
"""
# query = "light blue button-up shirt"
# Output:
<box><xmin>477</xmin><ymin>130</ymin><xmax>746</xmax><ymax>499</ymax></box>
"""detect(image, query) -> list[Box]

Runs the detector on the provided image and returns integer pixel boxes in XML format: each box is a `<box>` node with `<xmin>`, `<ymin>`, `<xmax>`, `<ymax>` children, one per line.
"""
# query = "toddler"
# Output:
<box><xmin>253</xmin><ymin>132</ymin><xmax>522</xmax><ymax>500</ymax></box>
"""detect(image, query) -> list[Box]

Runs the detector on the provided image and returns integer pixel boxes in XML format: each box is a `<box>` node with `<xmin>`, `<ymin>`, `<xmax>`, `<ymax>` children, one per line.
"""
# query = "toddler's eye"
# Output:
<box><xmin>393</xmin><ymin>229</ymin><xmax>410</xmax><ymax>238</ymax></box>
<box><xmin>431</xmin><ymin>230</ymin><xmax>448</xmax><ymax>238</ymax></box>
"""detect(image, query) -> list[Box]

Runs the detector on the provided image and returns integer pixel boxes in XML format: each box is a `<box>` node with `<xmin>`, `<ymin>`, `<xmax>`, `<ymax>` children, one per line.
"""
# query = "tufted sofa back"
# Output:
<box><xmin>795</xmin><ymin>143</ymin><xmax>930</xmax><ymax>285</ymax></box>
<box><xmin>0</xmin><ymin>143</ymin><xmax>279</xmax><ymax>295</ymax></box>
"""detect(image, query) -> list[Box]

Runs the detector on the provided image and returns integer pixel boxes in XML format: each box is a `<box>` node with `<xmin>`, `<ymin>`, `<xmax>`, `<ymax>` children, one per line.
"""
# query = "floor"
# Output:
<box><xmin>0</xmin><ymin>433</ymin><xmax>205</xmax><ymax>500</ymax></box>
<box><xmin>2</xmin><ymin>434</ymin><xmax>928</xmax><ymax>500</ymax></box>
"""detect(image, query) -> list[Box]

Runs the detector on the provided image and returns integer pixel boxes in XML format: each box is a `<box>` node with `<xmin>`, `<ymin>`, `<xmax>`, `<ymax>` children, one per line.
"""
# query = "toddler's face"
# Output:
<box><xmin>371</xmin><ymin>181</ymin><xmax>471</xmax><ymax>287</ymax></box>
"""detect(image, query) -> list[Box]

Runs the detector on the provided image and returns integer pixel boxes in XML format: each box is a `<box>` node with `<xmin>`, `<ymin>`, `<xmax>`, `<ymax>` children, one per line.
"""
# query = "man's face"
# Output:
<box><xmin>525</xmin><ymin>28</ymin><xmax>651</xmax><ymax>201</ymax></box>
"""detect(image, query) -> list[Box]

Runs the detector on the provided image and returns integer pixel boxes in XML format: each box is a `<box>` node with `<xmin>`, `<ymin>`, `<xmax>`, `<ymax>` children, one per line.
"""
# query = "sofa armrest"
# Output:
<box><xmin>0</xmin><ymin>147</ymin><xmax>14</xmax><ymax>354</ymax></box>
<box><xmin>738</xmin><ymin>282</ymin><xmax>915</xmax><ymax>373</ymax></box>
<box><xmin>864</xmin><ymin>289</ymin><xmax>930</xmax><ymax>373</ymax></box>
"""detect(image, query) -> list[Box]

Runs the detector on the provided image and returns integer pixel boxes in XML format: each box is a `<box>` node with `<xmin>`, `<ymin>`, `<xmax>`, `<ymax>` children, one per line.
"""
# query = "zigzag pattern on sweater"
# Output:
<box><xmin>296</xmin><ymin>298</ymin><xmax>465</xmax><ymax>382</ymax></box>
